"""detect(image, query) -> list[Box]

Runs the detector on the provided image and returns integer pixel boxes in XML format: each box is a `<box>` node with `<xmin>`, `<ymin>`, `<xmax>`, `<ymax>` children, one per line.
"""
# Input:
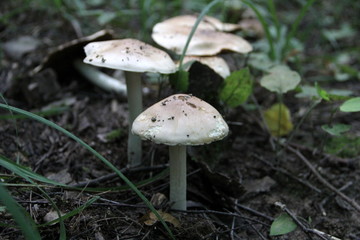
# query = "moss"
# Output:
<box><xmin>324</xmin><ymin>135</ymin><xmax>360</xmax><ymax>158</ymax></box>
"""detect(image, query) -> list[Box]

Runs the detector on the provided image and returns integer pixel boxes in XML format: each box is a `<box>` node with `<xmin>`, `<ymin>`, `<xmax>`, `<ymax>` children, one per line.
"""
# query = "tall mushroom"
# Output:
<box><xmin>83</xmin><ymin>39</ymin><xmax>177</xmax><ymax>167</ymax></box>
<box><xmin>132</xmin><ymin>94</ymin><xmax>229</xmax><ymax>210</ymax></box>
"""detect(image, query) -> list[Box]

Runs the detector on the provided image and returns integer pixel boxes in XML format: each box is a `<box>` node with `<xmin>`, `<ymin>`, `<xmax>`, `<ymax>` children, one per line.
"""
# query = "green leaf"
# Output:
<box><xmin>219</xmin><ymin>68</ymin><xmax>253</xmax><ymax>107</ymax></box>
<box><xmin>295</xmin><ymin>85</ymin><xmax>318</xmax><ymax>98</ymax></box>
<box><xmin>315</xmin><ymin>83</ymin><xmax>330</xmax><ymax>101</ymax></box>
<box><xmin>322</xmin><ymin>124</ymin><xmax>351</xmax><ymax>136</ymax></box>
<box><xmin>260</xmin><ymin>65</ymin><xmax>301</xmax><ymax>94</ymax></box>
<box><xmin>340</xmin><ymin>97</ymin><xmax>360</xmax><ymax>112</ymax></box>
<box><xmin>270</xmin><ymin>213</ymin><xmax>297</xmax><ymax>236</ymax></box>
<box><xmin>169</xmin><ymin>70</ymin><xmax>189</xmax><ymax>92</ymax></box>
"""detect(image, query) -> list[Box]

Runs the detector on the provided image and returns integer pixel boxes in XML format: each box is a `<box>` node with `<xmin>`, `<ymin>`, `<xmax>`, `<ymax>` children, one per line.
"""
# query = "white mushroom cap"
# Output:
<box><xmin>152</xmin><ymin>23</ymin><xmax>252</xmax><ymax>56</ymax></box>
<box><xmin>152</xmin><ymin>15</ymin><xmax>242</xmax><ymax>32</ymax></box>
<box><xmin>132</xmin><ymin>94</ymin><xmax>229</xmax><ymax>145</ymax></box>
<box><xmin>83</xmin><ymin>39</ymin><xmax>177</xmax><ymax>74</ymax></box>
<box><xmin>202</xmin><ymin>15</ymin><xmax>242</xmax><ymax>32</ymax></box>
<box><xmin>179</xmin><ymin>56</ymin><xmax>230</xmax><ymax>79</ymax></box>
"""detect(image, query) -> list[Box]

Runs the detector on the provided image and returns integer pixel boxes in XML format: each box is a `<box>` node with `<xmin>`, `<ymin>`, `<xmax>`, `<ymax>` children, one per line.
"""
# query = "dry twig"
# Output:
<box><xmin>286</xmin><ymin>145</ymin><xmax>360</xmax><ymax>213</ymax></box>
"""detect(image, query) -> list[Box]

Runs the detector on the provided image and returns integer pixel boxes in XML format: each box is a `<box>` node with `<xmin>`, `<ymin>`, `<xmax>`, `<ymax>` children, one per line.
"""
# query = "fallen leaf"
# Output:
<box><xmin>270</xmin><ymin>213</ymin><xmax>297</xmax><ymax>236</ymax></box>
<box><xmin>264</xmin><ymin>103</ymin><xmax>293</xmax><ymax>137</ymax></box>
<box><xmin>43</xmin><ymin>210</ymin><xmax>65</xmax><ymax>225</ymax></box>
<box><xmin>140</xmin><ymin>210</ymin><xmax>180</xmax><ymax>228</ymax></box>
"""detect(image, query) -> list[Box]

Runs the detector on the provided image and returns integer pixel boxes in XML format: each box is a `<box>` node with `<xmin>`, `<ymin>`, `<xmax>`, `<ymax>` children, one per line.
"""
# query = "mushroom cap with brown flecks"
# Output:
<box><xmin>83</xmin><ymin>39</ymin><xmax>177</xmax><ymax>74</ymax></box>
<box><xmin>132</xmin><ymin>94</ymin><xmax>229</xmax><ymax>146</ymax></box>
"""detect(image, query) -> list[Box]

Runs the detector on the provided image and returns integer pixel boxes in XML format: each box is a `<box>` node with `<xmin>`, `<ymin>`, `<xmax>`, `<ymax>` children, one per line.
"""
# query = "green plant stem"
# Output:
<box><xmin>286</xmin><ymin>99</ymin><xmax>321</xmax><ymax>145</ymax></box>
<box><xmin>267</xmin><ymin>0</ymin><xmax>280</xmax><ymax>40</ymax></box>
<box><xmin>282</xmin><ymin>0</ymin><xmax>316</xmax><ymax>60</ymax></box>
<box><xmin>243</xmin><ymin>0</ymin><xmax>276</xmax><ymax>61</ymax></box>
<box><xmin>276</xmin><ymin>93</ymin><xmax>284</xmax><ymax>139</ymax></box>
<box><xmin>178</xmin><ymin>0</ymin><xmax>221</xmax><ymax>70</ymax></box>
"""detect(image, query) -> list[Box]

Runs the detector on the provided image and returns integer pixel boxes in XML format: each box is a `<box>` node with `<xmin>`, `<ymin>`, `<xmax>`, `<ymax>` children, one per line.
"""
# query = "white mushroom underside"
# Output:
<box><xmin>132</xmin><ymin>94</ymin><xmax>229</xmax><ymax>145</ymax></box>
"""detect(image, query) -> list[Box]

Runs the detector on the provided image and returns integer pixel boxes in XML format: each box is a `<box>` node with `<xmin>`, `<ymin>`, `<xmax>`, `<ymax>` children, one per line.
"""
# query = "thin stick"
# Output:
<box><xmin>275</xmin><ymin>202</ymin><xmax>341</xmax><ymax>240</ymax></box>
<box><xmin>70</xmin><ymin>164</ymin><xmax>168</xmax><ymax>188</ymax></box>
<box><xmin>286</xmin><ymin>146</ymin><xmax>360</xmax><ymax>213</ymax></box>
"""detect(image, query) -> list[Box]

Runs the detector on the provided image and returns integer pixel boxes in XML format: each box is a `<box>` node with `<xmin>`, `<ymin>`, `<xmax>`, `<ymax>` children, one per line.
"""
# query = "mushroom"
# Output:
<box><xmin>179</xmin><ymin>56</ymin><xmax>231</xmax><ymax>79</ymax></box>
<box><xmin>150</xmin><ymin>15</ymin><xmax>242</xmax><ymax>32</ymax></box>
<box><xmin>132</xmin><ymin>94</ymin><xmax>229</xmax><ymax>210</ymax></box>
<box><xmin>152</xmin><ymin>17</ymin><xmax>252</xmax><ymax>56</ymax></box>
<box><xmin>32</xmin><ymin>30</ymin><xmax>128</xmax><ymax>96</ymax></box>
<box><xmin>83</xmin><ymin>39</ymin><xmax>177</xmax><ymax>167</ymax></box>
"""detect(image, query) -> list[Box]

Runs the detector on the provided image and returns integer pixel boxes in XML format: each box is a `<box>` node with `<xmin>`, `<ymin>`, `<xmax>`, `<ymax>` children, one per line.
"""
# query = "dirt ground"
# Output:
<box><xmin>1</xmin><ymin>1</ymin><xmax>360</xmax><ymax>239</ymax></box>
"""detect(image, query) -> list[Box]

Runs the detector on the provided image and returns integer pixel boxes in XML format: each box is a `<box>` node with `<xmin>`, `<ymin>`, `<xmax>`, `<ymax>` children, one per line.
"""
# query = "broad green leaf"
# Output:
<box><xmin>264</xmin><ymin>103</ymin><xmax>293</xmax><ymax>137</ymax></box>
<box><xmin>260</xmin><ymin>65</ymin><xmax>301</xmax><ymax>94</ymax></box>
<box><xmin>322</xmin><ymin>23</ymin><xmax>356</xmax><ymax>42</ymax></box>
<box><xmin>219</xmin><ymin>68</ymin><xmax>253</xmax><ymax>107</ymax></box>
<box><xmin>270</xmin><ymin>213</ymin><xmax>297</xmax><ymax>236</ymax></box>
<box><xmin>295</xmin><ymin>85</ymin><xmax>318</xmax><ymax>98</ymax></box>
<box><xmin>296</xmin><ymin>85</ymin><xmax>352</xmax><ymax>100</ymax></box>
<box><xmin>248</xmin><ymin>52</ymin><xmax>274</xmax><ymax>71</ymax></box>
<box><xmin>322</xmin><ymin>124</ymin><xmax>351</xmax><ymax>136</ymax></box>
<box><xmin>169</xmin><ymin>70</ymin><xmax>189</xmax><ymax>92</ymax></box>
<box><xmin>340</xmin><ymin>97</ymin><xmax>360</xmax><ymax>112</ymax></box>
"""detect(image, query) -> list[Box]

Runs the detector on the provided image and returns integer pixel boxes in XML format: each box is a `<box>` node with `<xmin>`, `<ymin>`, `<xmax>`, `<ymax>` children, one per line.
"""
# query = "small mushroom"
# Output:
<box><xmin>83</xmin><ymin>39</ymin><xmax>177</xmax><ymax>167</ymax></box>
<box><xmin>179</xmin><ymin>56</ymin><xmax>230</xmax><ymax>79</ymax></box>
<box><xmin>132</xmin><ymin>94</ymin><xmax>229</xmax><ymax>210</ymax></box>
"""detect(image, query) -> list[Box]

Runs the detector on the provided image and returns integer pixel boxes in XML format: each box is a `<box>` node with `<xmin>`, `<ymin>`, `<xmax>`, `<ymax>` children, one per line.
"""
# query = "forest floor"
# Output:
<box><xmin>1</xmin><ymin>1</ymin><xmax>360</xmax><ymax>239</ymax></box>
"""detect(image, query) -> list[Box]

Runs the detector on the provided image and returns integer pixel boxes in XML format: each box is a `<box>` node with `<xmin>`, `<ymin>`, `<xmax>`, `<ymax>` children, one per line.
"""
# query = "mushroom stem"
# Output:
<box><xmin>74</xmin><ymin>60</ymin><xmax>127</xmax><ymax>96</ymax></box>
<box><xmin>125</xmin><ymin>71</ymin><xmax>143</xmax><ymax>167</ymax></box>
<box><xmin>169</xmin><ymin>145</ymin><xmax>187</xmax><ymax>210</ymax></box>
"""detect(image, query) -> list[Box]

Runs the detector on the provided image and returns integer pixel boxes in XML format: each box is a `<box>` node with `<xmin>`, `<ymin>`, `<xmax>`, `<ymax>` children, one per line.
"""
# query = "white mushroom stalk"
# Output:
<box><xmin>83</xmin><ymin>39</ymin><xmax>176</xmax><ymax>167</ymax></box>
<box><xmin>169</xmin><ymin>145</ymin><xmax>187</xmax><ymax>210</ymax></box>
<box><xmin>74</xmin><ymin>60</ymin><xmax>127</xmax><ymax>96</ymax></box>
<box><xmin>132</xmin><ymin>94</ymin><xmax>229</xmax><ymax>210</ymax></box>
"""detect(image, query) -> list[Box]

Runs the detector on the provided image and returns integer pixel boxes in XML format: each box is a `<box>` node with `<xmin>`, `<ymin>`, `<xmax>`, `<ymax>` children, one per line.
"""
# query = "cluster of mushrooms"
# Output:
<box><xmin>83</xmin><ymin>15</ymin><xmax>252</xmax><ymax>210</ymax></box>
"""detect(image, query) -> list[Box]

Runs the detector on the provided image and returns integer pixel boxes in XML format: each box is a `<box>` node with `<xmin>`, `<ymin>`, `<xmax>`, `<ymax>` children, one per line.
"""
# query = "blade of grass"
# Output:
<box><xmin>38</xmin><ymin>196</ymin><xmax>99</xmax><ymax>227</ymax></box>
<box><xmin>178</xmin><ymin>0</ymin><xmax>221</xmax><ymax>70</ymax></box>
<box><xmin>282</xmin><ymin>0</ymin><xmax>316</xmax><ymax>60</ymax></box>
<box><xmin>243</xmin><ymin>0</ymin><xmax>276</xmax><ymax>61</ymax></box>
<box><xmin>0</xmin><ymin>153</ymin><xmax>169</xmax><ymax>192</ymax></box>
<box><xmin>0</xmin><ymin>183</ymin><xmax>41</xmax><ymax>240</ymax></box>
<box><xmin>0</xmin><ymin>106</ymin><xmax>69</xmax><ymax>120</ymax></box>
<box><xmin>267</xmin><ymin>0</ymin><xmax>280</xmax><ymax>40</ymax></box>
<box><xmin>0</xmin><ymin>154</ymin><xmax>67</xmax><ymax>239</ymax></box>
<box><xmin>1</xmin><ymin>94</ymin><xmax>21</xmax><ymax>163</ymax></box>
<box><xmin>0</xmin><ymin>103</ymin><xmax>174</xmax><ymax>239</ymax></box>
